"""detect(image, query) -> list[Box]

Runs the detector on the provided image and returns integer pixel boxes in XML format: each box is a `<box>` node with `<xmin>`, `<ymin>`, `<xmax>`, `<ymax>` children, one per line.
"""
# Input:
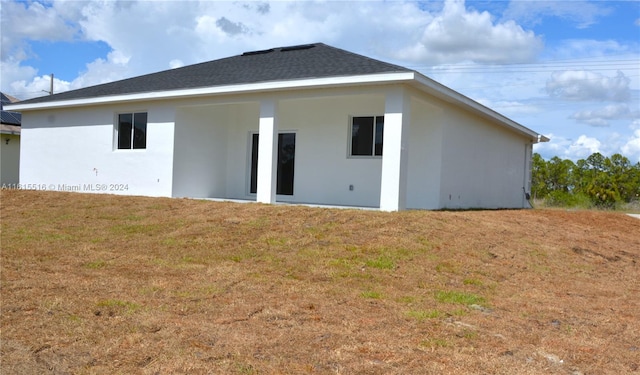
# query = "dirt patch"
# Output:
<box><xmin>1</xmin><ymin>190</ymin><xmax>639</xmax><ymax>374</ymax></box>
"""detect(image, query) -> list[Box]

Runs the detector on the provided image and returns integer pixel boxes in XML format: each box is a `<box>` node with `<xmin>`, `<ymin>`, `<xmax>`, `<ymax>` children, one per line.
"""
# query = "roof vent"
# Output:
<box><xmin>242</xmin><ymin>48</ymin><xmax>274</xmax><ymax>56</ymax></box>
<box><xmin>280</xmin><ymin>44</ymin><xmax>316</xmax><ymax>52</ymax></box>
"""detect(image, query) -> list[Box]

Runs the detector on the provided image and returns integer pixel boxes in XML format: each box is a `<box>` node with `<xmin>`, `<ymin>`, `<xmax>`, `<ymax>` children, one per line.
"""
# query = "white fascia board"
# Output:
<box><xmin>6</xmin><ymin>72</ymin><xmax>416</xmax><ymax>112</ymax></box>
<box><xmin>412</xmin><ymin>73</ymin><xmax>547</xmax><ymax>143</ymax></box>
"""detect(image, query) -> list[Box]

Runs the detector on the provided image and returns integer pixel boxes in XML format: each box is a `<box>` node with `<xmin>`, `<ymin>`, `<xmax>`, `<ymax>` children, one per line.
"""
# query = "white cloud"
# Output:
<box><xmin>0</xmin><ymin>0</ymin><xmax>452</xmax><ymax>97</ymax></box>
<box><xmin>76</xmin><ymin>1</ymin><xmax>202</xmax><ymax>74</ymax></box>
<box><xmin>395</xmin><ymin>0</ymin><xmax>542</xmax><ymax>64</ymax></box>
<box><xmin>533</xmin><ymin>133</ymin><xmax>571</xmax><ymax>159</ymax></box>
<box><xmin>534</xmin><ymin>131</ymin><xmax>640</xmax><ymax>163</ymax></box>
<box><xmin>621</xmin><ymin>120</ymin><xmax>640</xmax><ymax>162</ymax></box>
<box><xmin>0</xmin><ymin>58</ymin><xmax>37</xmax><ymax>87</ymax></box>
<box><xmin>68</xmin><ymin>50</ymin><xmax>130</xmax><ymax>90</ymax></box>
<box><xmin>570</xmin><ymin>104</ymin><xmax>639</xmax><ymax>127</ymax></box>
<box><xmin>3</xmin><ymin>47</ymin><xmax>133</xmax><ymax>98</ymax></box>
<box><xmin>534</xmin><ymin>133</ymin><xmax>607</xmax><ymax>160</ymax></box>
<box><xmin>1</xmin><ymin>1</ymin><xmax>76</xmax><ymax>40</ymax></box>
<box><xmin>621</xmin><ymin>129</ymin><xmax>640</xmax><ymax>163</ymax></box>
<box><xmin>0</xmin><ymin>0</ymin><xmax>77</xmax><ymax>61</ymax></box>
<box><xmin>546</xmin><ymin>70</ymin><xmax>631</xmax><ymax>102</ymax></box>
<box><xmin>8</xmin><ymin>73</ymin><xmax>64</xmax><ymax>98</ymax></box>
<box><xmin>542</xmin><ymin>133</ymin><xmax>618</xmax><ymax>161</ymax></box>
<box><xmin>0</xmin><ymin>57</ymin><xmax>57</xmax><ymax>98</ymax></box>
<box><xmin>567</xmin><ymin>135</ymin><xmax>602</xmax><ymax>158</ymax></box>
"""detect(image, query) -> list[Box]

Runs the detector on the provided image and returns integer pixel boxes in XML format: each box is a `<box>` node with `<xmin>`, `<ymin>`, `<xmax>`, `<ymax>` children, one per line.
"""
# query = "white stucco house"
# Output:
<box><xmin>7</xmin><ymin>43</ymin><xmax>548</xmax><ymax>211</ymax></box>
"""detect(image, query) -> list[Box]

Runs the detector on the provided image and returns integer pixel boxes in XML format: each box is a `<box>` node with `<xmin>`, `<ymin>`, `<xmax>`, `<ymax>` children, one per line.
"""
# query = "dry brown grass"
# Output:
<box><xmin>1</xmin><ymin>190</ymin><xmax>639</xmax><ymax>374</ymax></box>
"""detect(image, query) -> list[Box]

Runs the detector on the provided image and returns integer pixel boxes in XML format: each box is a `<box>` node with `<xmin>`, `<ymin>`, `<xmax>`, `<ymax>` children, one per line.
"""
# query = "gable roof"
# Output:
<box><xmin>15</xmin><ymin>43</ymin><xmax>410</xmax><ymax>106</ymax></box>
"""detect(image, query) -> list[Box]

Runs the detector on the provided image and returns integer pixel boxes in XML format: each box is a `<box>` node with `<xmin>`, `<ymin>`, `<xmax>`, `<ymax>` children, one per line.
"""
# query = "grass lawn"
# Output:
<box><xmin>1</xmin><ymin>190</ymin><xmax>639</xmax><ymax>374</ymax></box>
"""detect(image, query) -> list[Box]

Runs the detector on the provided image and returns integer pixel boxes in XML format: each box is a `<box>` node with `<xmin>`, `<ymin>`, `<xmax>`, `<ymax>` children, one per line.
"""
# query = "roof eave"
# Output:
<box><xmin>5</xmin><ymin>72</ymin><xmax>416</xmax><ymax>112</ymax></box>
<box><xmin>538</xmin><ymin>135</ymin><xmax>551</xmax><ymax>143</ymax></box>
<box><xmin>0</xmin><ymin>124</ymin><xmax>21</xmax><ymax>135</ymax></box>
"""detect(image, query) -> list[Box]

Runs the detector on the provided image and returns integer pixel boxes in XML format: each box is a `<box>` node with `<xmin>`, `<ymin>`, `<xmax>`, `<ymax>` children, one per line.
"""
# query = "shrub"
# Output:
<box><xmin>545</xmin><ymin>191</ymin><xmax>592</xmax><ymax>208</ymax></box>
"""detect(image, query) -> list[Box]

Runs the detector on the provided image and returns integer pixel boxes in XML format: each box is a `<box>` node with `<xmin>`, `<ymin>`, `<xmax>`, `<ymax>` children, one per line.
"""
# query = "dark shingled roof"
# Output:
<box><xmin>1</xmin><ymin>92</ymin><xmax>22</xmax><ymax>125</ymax></box>
<box><xmin>18</xmin><ymin>43</ymin><xmax>412</xmax><ymax>105</ymax></box>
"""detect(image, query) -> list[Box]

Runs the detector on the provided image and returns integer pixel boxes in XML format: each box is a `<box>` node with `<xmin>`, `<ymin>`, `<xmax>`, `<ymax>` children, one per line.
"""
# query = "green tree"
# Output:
<box><xmin>585</xmin><ymin>171</ymin><xmax>621</xmax><ymax>208</ymax></box>
<box><xmin>531</xmin><ymin>153</ymin><xmax>549</xmax><ymax>199</ymax></box>
<box><xmin>606</xmin><ymin>154</ymin><xmax>639</xmax><ymax>202</ymax></box>
<box><xmin>585</xmin><ymin>152</ymin><xmax>606</xmax><ymax>171</ymax></box>
<box><xmin>572</xmin><ymin>158</ymin><xmax>590</xmax><ymax>196</ymax></box>
<box><xmin>546</xmin><ymin>156</ymin><xmax>575</xmax><ymax>193</ymax></box>
<box><xmin>532</xmin><ymin>152</ymin><xmax>640</xmax><ymax>209</ymax></box>
<box><xmin>578</xmin><ymin>153</ymin><xmax>639</xmax><ymax>208</ymax></box>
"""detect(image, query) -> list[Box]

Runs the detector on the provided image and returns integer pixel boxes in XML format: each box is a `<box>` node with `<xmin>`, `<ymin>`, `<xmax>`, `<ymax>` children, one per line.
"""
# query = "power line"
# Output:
<box><xmin>407</xmin><ymin>58</ymin><xmax>640</xmax><ymax>74</ymax></box>
<box><xmin>423</xmin><ymin>68</ymin><xmax>638</xmax><ymax>74</ymax></box>
<box><xmin>417</xmin><ymin>65</ymin><xmax>639</xmax><ymax>74</ymax></box>
<box><xmin>437</xmin><ymin>73</ymin><xmax>640</xmax><ymax>92</ymax></box>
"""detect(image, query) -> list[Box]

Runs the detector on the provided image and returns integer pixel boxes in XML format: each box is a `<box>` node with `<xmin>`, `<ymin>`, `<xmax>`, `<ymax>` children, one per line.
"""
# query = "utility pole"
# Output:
<box><xmin>42</xmin><ymin>74</ymin><xmax>54</xmax><ymax>95</ymax></box>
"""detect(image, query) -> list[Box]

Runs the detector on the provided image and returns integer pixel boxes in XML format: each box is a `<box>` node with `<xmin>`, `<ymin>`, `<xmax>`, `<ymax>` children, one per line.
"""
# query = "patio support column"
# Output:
<box><xmin>257</xmin><ymin>99</ymin><xmax>279</xmax><ymax>204</ymax></box>
<box><xmin>380</xmin><ymin>87</ymin><xmax>410</xmax><ymax>211</ymax></box>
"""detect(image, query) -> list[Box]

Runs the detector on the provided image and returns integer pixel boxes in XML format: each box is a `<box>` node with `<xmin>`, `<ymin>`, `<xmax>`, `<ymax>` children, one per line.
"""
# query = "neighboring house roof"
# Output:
<box><xmin>0</xmin><ymin>124</ymin><xmax>21</xmax><ymax>135</ymax></box>
<box><xmin>5</xmin><ymin>43</ymin><xmax>548</xmax><ymax>143</ymax></box>
<box><xmin>1</xmin><ymin>92</ymin><xmax>20</xmax><ymax>104</ymax></box>
<box><xmin>1</xmin><ymin>92</ymin><xmax>22</xmax><ymax>131</ymax></box>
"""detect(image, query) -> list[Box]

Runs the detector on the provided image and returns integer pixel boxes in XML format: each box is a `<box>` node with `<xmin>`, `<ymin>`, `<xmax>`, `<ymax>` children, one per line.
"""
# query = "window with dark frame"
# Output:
<box><xmin>350</xmin><ymin>116</ymin><xmax>384</xmax><ymax>157</ymax></box>
<box><xmin>117</xmin><ymin>112</ymin><xmax>147</xmax><ymax>149</ymax></box>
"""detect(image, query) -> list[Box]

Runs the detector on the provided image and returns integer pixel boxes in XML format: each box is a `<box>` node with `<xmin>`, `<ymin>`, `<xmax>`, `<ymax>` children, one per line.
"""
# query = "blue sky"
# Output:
<box><xmin>1</xmin><ymin>0</ymin><xmax>639</xmax><ymax>161</ymax></box>
<box><xmin>22</xmin><ymin>40</ymin><xmax>112</xmax><ymax>82</ymax></box>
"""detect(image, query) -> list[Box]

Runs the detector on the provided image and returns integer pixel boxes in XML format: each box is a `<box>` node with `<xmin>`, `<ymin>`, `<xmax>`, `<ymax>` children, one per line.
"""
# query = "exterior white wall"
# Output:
<box><xmin>438</xmin><ymin>105</ymin><xmax>530</xmax><ymax>209</ymax></box>
<box><xmin>405</xmin><ymin>96</ymin><xmax>445</xmax><ymax>210</ymax></box>
<box><xmin>523</xmin><ymin>142</ymin><xmax>533</xmax><ymax>204</ymax></box>
<box><xmin>172</xmin><ymin>102</ymin><xmax>258</xmax><ymax>200</ymax></box>
<box><xmin>225</xmin><ymin>103</ymin><xmax>260</xmax><ymax>199</ymax></box>
<box><xmin>173</xmin><ymin>105</ymin><xmax>230</xmax><ymax>198</ymax></box>
<box><xmin>19</xmin><ymin>103</ymin><xmax>175</xmax><ymax>196</ymax></box>
<box><xmin>1</xmin><ymin>134</ymin><xmax>20</xmax><ymax>185</ymax></box>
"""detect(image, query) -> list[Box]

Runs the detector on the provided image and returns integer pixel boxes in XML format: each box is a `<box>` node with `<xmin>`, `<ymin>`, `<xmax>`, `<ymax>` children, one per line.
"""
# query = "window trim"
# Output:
<box><xmin>348</xmin><ymin>115</ymin><xmax>384</xmax><ymax>158</ymax></box>
<box><xmin>114</xmin><ymin>111</ymin><xmax>148</xmax><ymax>151</ymax></box>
